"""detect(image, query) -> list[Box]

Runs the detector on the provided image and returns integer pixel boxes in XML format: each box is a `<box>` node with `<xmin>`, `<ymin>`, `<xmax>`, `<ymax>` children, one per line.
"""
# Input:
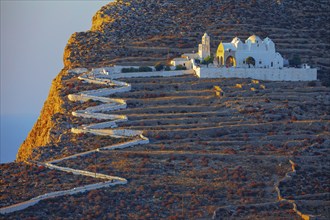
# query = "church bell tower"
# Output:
<box><xmin>199</xmin><ymin>33</ymin><xmax>211</xmax><ymax>60</ymax></box>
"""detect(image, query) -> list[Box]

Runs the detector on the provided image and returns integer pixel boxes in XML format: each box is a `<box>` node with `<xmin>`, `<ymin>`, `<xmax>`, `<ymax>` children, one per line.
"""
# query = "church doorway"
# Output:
<box><xmin>226</xmin><ymin>56</ymin><xmax>236</xmax><ymax>67</ymax></box>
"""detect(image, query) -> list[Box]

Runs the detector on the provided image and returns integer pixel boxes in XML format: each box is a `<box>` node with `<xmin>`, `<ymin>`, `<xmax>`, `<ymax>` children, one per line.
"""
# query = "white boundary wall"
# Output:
<box><xmin>93</xmin><ymin>66</ymin><xmax>153</xmax><ymax>74</ymax></box>
<box><xmin>91</xmin><ymin>66</ymin><xmax>194</xmax><ymax>79</ymax></box>
<box><xmin>195</xmin><ymin>67</ymin><xmax>317</xmax><ymax>81</ymax></box>
<box><xmin>108</xmin><ymin>69</ymin><xmax>194</xmax><ymax>79</ymax></box>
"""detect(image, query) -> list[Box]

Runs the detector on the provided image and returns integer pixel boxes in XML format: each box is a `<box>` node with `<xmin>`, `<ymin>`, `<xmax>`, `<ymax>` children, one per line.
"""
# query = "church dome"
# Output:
<box><xmin>246</xmin><ymin>35</ymin><xmax>262</xmax><ymax>44</ymax></box>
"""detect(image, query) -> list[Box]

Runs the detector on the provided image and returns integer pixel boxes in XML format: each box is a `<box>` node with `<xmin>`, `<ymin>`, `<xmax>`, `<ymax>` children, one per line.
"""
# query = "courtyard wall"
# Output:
<box><xmin>196</xmin><ymin>67</ymin><xmax>317</xmax><ymax>81</ymax></box>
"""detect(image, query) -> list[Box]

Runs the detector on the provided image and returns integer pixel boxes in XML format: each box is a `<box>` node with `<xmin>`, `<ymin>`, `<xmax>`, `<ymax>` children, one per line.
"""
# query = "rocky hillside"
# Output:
<box><xmin>9</xmin><ymin>74</ymin><xmax>330</xmax><ymax>219</ymax></box>
<box><xmin>17</xmin><ymin>0</ymin><xmax>330</xmax><ymax>162</ymax></box>
<box><xmin>65</xmin><ymin>0</ymin><xmax>330</xmax><ymax>83</ymax></box>
<box><xmin>8</xmin><ymin>1</ymin><xmax>328</xmax><ymax>218</ymax></box>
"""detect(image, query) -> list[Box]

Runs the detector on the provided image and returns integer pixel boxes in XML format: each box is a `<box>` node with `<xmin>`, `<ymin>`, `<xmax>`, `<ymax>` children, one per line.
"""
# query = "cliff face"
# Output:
<box><xmin>17</xmin><ymin>70</ymin><xmax>67</xmax><ymax>162</ymax></box>
<box><xmin>17</xmin><ymin>0</ymin><xmax>330</xmax><ymax>161</ymax></box>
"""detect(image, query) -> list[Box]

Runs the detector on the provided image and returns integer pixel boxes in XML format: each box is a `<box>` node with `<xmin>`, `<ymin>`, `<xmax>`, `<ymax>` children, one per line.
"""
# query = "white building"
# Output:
<box><xmin>171</xmin><ymin>33</ymin><xmax>211</xmax><ymax>68</ymax></box>
<box><xmin>216</xmin><ymin>35</ymin><xmax>284</xmax><ymax>69</ymax></box>
<box><xmin>170</xmin><ymin>57</ymin><xmax>192</xmax><ymax>69</ymax></box>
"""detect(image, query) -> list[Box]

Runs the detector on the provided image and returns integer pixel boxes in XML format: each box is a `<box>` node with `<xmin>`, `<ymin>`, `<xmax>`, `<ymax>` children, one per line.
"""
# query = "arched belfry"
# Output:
<box><xmin>198</xmin><ymin>33</ymin><xmax>210</xmax><ymax>60</ymax></box>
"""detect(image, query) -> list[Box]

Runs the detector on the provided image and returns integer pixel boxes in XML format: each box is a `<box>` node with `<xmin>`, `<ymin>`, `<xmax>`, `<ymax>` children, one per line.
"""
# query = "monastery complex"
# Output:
<box><xmin>172</xmin><ymin>33</ymin><xmax>317</xmax><ymax>81</ymax></box>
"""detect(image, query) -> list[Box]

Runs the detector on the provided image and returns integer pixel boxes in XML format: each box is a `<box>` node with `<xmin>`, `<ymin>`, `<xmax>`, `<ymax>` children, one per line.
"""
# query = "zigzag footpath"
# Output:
<box><xmin>3</xmin><ymin>69</ymin><xmax>194</xmax><ymax>214</ymax></box>
<box><xmin>0</xmin><ymin>68</ymin><xmax>192</xmax><ymax>215</ymax></box>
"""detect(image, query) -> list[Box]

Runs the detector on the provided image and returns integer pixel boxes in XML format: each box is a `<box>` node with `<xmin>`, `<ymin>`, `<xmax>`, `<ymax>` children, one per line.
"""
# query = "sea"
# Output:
<box><xmin>0</xmin><ymin>114</ymin><xmax>38</xmax><ymax>163</ymax></box>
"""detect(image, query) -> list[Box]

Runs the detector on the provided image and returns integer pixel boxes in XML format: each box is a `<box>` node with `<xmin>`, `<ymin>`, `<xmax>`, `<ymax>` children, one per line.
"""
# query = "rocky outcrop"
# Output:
<box><xmin>91</xmin><ymin>2</ymin><xmax>116</xmax><ymax>32</ymax></box>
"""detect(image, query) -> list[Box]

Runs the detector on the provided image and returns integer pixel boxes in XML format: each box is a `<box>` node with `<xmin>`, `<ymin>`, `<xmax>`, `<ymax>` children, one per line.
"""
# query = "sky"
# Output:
<box><xmin>1</xmin><ymin>0</ymin><xmax>111</xmax><ymax>115</ymax></box>
<box><xmin>0</xmin><ymin>0</ymin><xmax>111</xmax><ymax>162</ymax></box>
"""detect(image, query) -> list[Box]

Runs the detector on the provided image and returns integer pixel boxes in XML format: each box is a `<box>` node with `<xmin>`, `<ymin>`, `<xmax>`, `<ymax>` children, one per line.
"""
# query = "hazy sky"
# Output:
<box><xmin>1</xmin><ymin>0</ymin><xmax>110</xmax><ymax>116</ymax></box>
<box><xmin>0</xmin><ymin>1</ymin><xmax>112</xmax><ymax>163</ymax></box>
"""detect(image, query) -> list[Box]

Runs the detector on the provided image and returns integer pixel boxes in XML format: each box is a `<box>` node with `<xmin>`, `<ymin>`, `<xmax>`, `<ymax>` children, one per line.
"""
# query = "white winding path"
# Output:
<box><xmin>0</xmin><ymin>68</ymin><xmax>161</xmax><ymax>215</ymax></box>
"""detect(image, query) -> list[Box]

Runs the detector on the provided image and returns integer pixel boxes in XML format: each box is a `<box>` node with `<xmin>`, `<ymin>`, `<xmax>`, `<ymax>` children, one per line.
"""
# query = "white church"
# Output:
<box><xmin>171</xmin><ymin>33</ymin><xmax>317</xmax><ymax>81</ymax></box>
<box><xmin>216</xmin><ymin>35</ymin><xmax>284</xmax><ymax>69</ymax></box>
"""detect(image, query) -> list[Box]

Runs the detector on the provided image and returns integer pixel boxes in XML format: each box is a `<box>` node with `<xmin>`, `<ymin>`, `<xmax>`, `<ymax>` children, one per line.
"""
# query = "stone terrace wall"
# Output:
<box><xmin>197</xmin><ymin>67</ymin><xmax>317</xmax><ymax>81</ymax></box>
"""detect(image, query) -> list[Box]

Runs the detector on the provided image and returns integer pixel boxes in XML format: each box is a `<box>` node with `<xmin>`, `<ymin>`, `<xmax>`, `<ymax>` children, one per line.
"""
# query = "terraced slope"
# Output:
<box><xmin>10</xmin><ymin>1</ymin><xmax>329</xmax><ymax>218</ymax></box>
<box><xmin>112</xmin><ymin>76</ymin><xmax>329</xmax><ymax>156</ymax></box>
<box><xmin>19</xmin><ymin>0</ymin><xmax>330</xmax><ymax>165</ymax></box>
<box><xmin>8</xmin><ymin>74</ymin><xmax>328</xmax><ymax>219</ymax></box>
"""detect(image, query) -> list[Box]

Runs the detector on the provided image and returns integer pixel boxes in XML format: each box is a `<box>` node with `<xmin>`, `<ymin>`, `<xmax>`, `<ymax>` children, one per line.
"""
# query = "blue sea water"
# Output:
<box><xmin>0</xmin><ymin>114</ymin><xmax>38</xmax><ymax>163</ymax></box>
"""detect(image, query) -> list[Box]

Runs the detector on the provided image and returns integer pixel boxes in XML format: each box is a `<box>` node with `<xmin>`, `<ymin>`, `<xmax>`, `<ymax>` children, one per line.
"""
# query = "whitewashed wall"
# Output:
<box><xmin>109</xmin><ymin>69</ymin><xmax>194</xmax><ymax>79</ymax></box>
<box><xmin>197</xmin><ymin>67</ymin><xmax>317</xmax><ymax>81</ymax></box>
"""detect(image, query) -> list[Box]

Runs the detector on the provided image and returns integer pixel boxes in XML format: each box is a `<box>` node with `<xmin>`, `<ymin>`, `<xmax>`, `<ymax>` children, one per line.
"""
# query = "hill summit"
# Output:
<box><xmin>65</xmin><ymin>0</ymin><xmax>329</xmax><ymax>84</ymax></box>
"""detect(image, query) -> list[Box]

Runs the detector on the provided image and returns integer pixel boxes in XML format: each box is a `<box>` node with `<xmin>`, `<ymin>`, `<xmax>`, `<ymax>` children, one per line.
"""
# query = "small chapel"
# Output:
<box><xmin>215</xmin><ymin>35</ymin><xmax>284</xmax><ymax>69</ymax></box>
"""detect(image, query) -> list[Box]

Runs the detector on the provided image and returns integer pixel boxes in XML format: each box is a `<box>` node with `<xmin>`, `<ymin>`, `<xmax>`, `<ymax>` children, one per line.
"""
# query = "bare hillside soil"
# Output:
<box><xmin>5</xmin><ymin>75</ymin><xmax>329</xmax><ymax>219</ymax></box>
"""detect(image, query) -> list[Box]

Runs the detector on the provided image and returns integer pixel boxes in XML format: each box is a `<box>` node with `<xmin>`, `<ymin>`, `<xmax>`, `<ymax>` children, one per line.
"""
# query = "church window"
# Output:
<box><xmin>271</xmin><ymin>62</ymin><xmax>273</xmax><ymax>67</ymax></box>
<box><xmin>259</xmin><ymin>61</ymin><xmax>262</xmax><ymax>64</ymax></box>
